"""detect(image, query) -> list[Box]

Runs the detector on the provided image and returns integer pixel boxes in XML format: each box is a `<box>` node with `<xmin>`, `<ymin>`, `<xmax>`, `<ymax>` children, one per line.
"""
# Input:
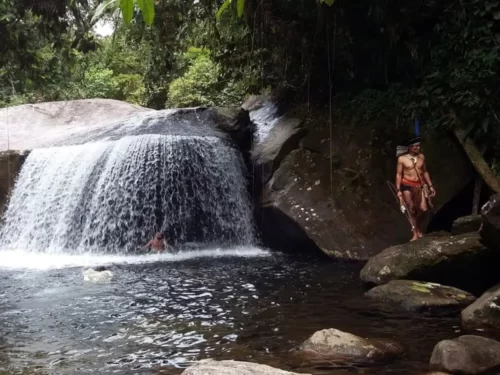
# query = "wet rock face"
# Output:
<box><xmin>251</xmin><ymin>116</ymin><xmax>306</xmax><ymax>185</ymax></box>
<box><xmin>480</xmin><ymin>194</ymin><xmax>500</xmax><ymax>250</ymax></box>
<box><xmin>451</xmin><ymin>215</ymin><xmax>482</xmax><ymax>235</ymax></box>
<box><xmin>430</xmin><ymin>335</ymin><xmax>500</xmax><ymax>374</ymax></box>
<box><xmin>257</xmin><ymin>104</ymin><xmax>473</xmax><ymax>260</ymax></box>
<box><xmin>212</xmin><ymin>106</ymin><xmax>254</xmax><ymax>153</ymax></box>
<box><xmin>181</xmin><ymin>359</ymin><xmax>307</xmax><ymax>375</ymax></box>
<box><xmin>462</xmin><ymin>283</ymin><xmax>500</xmax><ymax>332</ymax></box>
<box><xmin>292</xmin><ymin>328</ymin><xmax>403</xmax><ymax>364</ymax></box>
<box><xmin>365</xmin><ymin>280</ymin><xmax>476</xmax><ymax>312</ymax></box>
<box><xmin>0</xmin><ymin>150</ymin><xmax>30</xmax><ymax>214</ymax></box>
<box><xmin>359</xmin><ymin>232</ymin><xmax>500</xmax><ymax>293</ymax></box>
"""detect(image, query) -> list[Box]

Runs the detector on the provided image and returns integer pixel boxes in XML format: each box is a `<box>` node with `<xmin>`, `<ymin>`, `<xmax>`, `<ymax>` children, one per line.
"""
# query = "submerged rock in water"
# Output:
<box><xmin>292</xmin><ymin>328</ymin><xmax>403</xmax><ymax>364</ymax></box>
<box><xmin>359</xmin><ymin>232</ymin><xmax>495</xmax><ymax>291</ymax></box>
<box><xmin>430</xmin><ymin>335</ymin><xmax>500</xmax><ymax>374</ymax></box>
<box><xmin>83</xmin><ymin>268</ymin><xmax>113</xmax><ymax>282</ymax></box>
<box><xmin>365</xmin><ymin>280</ymin><xmax>476</xmax><ymax>312</ymax></box>
<box><xmin>452</xmin><ymin>215</ymin><xmax>482</xmax><ymax>235</ymax></box>
<box><xmin>181</xmin><ymin>359</ymin><xmax>307</xmax><ymax>375</ymax></box>
<box><xmin>462</xmin><ymin>283</ymin><xmax>500</xmax><ymax>332</ymax></box>
<box><xmin>480</xmin><ymin>194</ymin><xmax>500</xmax><ymax>251</ymax></box>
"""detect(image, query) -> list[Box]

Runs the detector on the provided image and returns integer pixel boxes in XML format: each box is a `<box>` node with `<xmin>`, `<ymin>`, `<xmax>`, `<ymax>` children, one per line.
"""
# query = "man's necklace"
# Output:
<box><xmin>406</xmin><ymin>154</ymin><xmax>419</xmax><ymax>165</ymax></box>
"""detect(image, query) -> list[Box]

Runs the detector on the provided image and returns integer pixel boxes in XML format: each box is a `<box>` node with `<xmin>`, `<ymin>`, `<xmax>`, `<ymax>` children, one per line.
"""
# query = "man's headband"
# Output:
<box><xmin>396</xmin><ymin>137</ymin><xmax>421</xmax><ymax>157</ymax></box>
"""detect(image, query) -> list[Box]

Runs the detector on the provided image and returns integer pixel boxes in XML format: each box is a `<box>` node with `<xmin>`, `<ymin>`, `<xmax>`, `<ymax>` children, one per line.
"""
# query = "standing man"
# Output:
<box><xmin>395</xmin><ymin>137</ymin><xmax>436</xmax><ymax>241</ymax></box>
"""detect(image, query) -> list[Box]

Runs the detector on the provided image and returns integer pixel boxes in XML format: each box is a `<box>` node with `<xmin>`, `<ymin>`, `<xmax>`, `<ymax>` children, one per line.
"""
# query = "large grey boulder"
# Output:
<box><xmin>0</xmin><ymin>99</ymin><xmax>150</xmax><ymax>151</ymax></box>
<box><xmin>258</xmin><ymin>107</ymin><xmax>473</xmax><ymax>259</ymax></box>
<box><xmin>359</xmin><ymin>232</ymin><xmax>496</xmax><ymax>290</ymax></box>
<box><xmin>292</xmin><ymin>328</ymin><xmax>403</xmax><ymax>363</ymax></box>
<box><xmin>365</xmin><ymin>280</ymin><xmax>475</xmax><ymax>312</ymax></box>
<box><xmin>181</xmin><ymin>360</ymin><xmax>307</xmax><ymax>375</ymax></box>
<box><xmin>462</xmin><ymin>283</ymin><xmax>500</xmax><ymax>332</ymax></box>
<box><xmin>252</xmin><ymin>116</ymin><xmax>305</xmax><ymax>184</ymax></box>
<box><xmin>430</xmin><ymin>335</ymin><xmax>500</xmax><ymax>374</ymax></box>
<box><xmin>480</xmin><ymin>194</ymin><xmax>500</xmax><ymax>250</ymax></box>
<box><xmin>212</xmin><ymin>106</ymin><xmax>253</xmax><ymax>152</ymax></box>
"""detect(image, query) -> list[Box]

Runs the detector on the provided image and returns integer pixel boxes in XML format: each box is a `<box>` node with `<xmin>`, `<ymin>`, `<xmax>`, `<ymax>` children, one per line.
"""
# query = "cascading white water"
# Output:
<box><xmin>0</xmin><ymin>134</ymin><xmax>255</xmax><ymax>254</ymax></box>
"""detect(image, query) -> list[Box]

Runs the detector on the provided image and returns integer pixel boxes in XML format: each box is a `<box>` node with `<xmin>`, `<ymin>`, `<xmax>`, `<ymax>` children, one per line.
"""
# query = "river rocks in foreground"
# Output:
<box><xmin>181</xmin><ymin>359</ymin><xmax>308</xmax><ymax>375</ymax></box>
<box><xmin>360</xmin><ymin>232</ymin><xmax>493</xmax><ymax>291</ymax></box>
<box><xmin>452</xmin><ymin>215</ymin><xmax>482</xmax><ymax>235</ymax></box>
<box><xmin>365</xmin><ymin>280</ymin><xmax>475</xmax><ymax>312</ymax></box>
<box><xmin>480</xmin><ymin>194</ymin><xmax>500</xmax><ymax>250</ymax></box>
<box><xmin>292</xmin><ymin>328</ymin><xmax>403</xmax><ymax>363</ymax></box>
<box><xmin>462</xmin><ymin>283</ymin><xmax>500</xmax><ymax>332</ymax></box>
<box><xmin>430</xmin><ymin>335</ymin><xmax>500</xmax><ymax>374</ymax></box>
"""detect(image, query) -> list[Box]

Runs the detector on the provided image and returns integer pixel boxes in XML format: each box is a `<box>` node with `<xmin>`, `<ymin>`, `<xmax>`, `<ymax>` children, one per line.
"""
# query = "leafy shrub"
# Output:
<box><xmin>167</xmin><ymin>53</ymin><xmax>221</xmax><ymax>107</ymax></box>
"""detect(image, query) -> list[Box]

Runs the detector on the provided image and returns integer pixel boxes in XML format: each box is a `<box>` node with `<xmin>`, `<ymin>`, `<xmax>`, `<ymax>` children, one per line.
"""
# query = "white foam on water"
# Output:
<box><xmin>0</xmin><ymin>246</ymin><xmax>271</xmax><ymax>270</ymax></box>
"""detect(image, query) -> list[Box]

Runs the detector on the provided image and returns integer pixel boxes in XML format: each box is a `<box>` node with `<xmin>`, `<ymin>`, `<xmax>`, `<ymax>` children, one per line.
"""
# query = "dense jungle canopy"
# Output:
<box><xmin>1</xmin><ymin>0</ymin><xmax>500</xmax><ymax>175</ymax></box>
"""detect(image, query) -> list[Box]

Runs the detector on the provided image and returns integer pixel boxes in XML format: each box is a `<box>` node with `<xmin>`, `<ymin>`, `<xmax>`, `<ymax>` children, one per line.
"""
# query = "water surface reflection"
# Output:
<box><xmin>0</xmin><ymin>251</ymin><xmax>462</xmax><ymax>374</ymax></box>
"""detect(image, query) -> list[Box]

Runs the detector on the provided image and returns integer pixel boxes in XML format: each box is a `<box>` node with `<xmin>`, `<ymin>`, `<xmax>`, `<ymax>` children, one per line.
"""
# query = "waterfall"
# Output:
<box><xmin>0</xmin><ymin>134</ymin><xmax>255</xmax><ymax>254</ymax></box>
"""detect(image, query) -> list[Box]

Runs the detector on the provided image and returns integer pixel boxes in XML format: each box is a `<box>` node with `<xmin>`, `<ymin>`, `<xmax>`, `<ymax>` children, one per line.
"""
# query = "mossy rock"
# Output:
<box><xmin>365</xmin><ymin>280</ymin><xmax>476</xmax><ymax>312</ymax></box>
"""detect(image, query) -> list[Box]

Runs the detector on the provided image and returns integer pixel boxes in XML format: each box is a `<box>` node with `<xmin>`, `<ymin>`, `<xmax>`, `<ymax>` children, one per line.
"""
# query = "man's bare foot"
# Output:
<box><xmin>410</xmin><ymin>235</ymin><xmax>419</xmax><ymax>242</ymax></box>
<box><xmin>417</xmin><ymin>231</ymin><xmax>424</xmax><ymax>238</ymax></box>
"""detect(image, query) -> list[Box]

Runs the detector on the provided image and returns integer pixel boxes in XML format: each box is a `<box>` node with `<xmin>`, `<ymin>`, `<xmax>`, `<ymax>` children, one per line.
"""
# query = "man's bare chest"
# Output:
<box><xmin>402</xmin><ymin>156</ymin><xmax>423</xmax><ymax>169</ymax></box>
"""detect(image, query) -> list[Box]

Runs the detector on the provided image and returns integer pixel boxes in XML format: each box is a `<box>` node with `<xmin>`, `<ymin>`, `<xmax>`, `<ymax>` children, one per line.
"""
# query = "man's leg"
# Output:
<box><xmin>415</xmin><ymin>191</ymin><xmax>428</xmax><ymax>238</ymax></box>
<box><xmin>402</xmin><ymin>190</ymin><xmax>419</xmax><ymax>241</ymax></box>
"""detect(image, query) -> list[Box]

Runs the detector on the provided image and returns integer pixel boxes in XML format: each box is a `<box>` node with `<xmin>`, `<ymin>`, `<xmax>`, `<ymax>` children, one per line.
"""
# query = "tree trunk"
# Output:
<box><xmin>453</xmin><ymin>128</ymin><xmax>500</xmax><ymax>194</ymax></box>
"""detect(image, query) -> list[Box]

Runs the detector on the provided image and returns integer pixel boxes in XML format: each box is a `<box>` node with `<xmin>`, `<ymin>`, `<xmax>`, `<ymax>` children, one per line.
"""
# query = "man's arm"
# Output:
<box><xmin>421</xmin><ymin>155</ymin><xmax>436</xmax><ymax>196</ymax></box>
<box><xmin>396</xmin><ymin>157</ymin><xmax>403</xmax><ymax>193</ymax></box>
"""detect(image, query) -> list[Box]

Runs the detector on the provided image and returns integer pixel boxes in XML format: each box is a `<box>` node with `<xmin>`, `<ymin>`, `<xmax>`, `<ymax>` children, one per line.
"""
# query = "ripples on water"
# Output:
<box><xmin>0</xmin><ymin>249</ymin><xmax>462</xmax><ymax>375</ymax></box>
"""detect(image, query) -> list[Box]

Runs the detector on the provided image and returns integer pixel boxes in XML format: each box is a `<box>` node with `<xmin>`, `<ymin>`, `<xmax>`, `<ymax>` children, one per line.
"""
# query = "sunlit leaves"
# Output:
<box><xmin>92</xmin><ymin>0</ymin><xmax>155</xmax><ymax>26</ymax></box>
<box><xmin>237</xmin><ymin>0</ymin><xmax>245</xmax><ymax>17</ymax></box>
<box><xmin>119</xmin><ymin>0</ymin><xmax>134</xmax><ymax>24</ymax></box>
<box><xmin>216</xmin><ymin>0</ymin><xmax>232</xmax><ymax>19</ymax></box>
<box><xmin>136</xmin><ymin>0</ymin><xmax>155</xmax><ymax>25</ymax></box>
<box><xmin>92</xmin><ymin>0</ymin><xmax>119</xmax><ymax>24</ymax></box>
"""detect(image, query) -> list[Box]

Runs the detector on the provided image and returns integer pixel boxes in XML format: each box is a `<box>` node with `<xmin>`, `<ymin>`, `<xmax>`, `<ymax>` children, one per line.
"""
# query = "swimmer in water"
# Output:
<box><xmin>143</xmin><ymin>232</ymin><xmax>174</xmax><ymax>253</ymax></box>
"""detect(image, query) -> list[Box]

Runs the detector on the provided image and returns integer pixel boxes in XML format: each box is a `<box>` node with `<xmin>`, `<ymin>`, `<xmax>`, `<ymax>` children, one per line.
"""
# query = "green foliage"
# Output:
<box><xmin>216</xmin><ymin>0</ymin><xmax>232</xmax><ymax>19</ymax></box>
<box><xmin>216</xmin><ymin>0</ymin><xmax>335</xmax><ymax>19</ymax></box>
<box><xmin>136</xmin><ymin>0</ymin><xmax>155</xmax><ymax>25</ymax></box>
<box><xmin>0</xmin><ymin>16</ymin><xmax>149</xmax><ymax>108</ymax></box>
<box><xmin>168</xmin><ymin>49</ymin><xmax>220</xmax><ymax>107</ymax></box>
<box><xmin>167</xmin><ymin>51</ymin><xmax>220</xmax><ymax>107</ymax></box>
<box><xmin>92</xmin><ymin>0</ymin><xmax>155</xmax><ymax>26</ymax></box>
<box><xmin>81</xmin><ymin>67</ymin><xmax>119</xmax><ymax>98</ymax></box>
<box><xmin>2</xmin><ymin>0</ymin><xmax>500</xmax><ymax>171</ymax></box>
<box><xmin>167</xmin><ymin>47</ymin><xmax>253</xmax><ymax>107</ymax></box>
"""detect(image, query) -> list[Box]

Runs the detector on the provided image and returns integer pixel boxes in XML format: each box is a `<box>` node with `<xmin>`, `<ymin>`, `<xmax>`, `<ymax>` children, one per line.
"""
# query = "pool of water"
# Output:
<box><xmin>0</xmin><ymin>248</ymin><xmax>463</xmax><ymax>375</ymax></box>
